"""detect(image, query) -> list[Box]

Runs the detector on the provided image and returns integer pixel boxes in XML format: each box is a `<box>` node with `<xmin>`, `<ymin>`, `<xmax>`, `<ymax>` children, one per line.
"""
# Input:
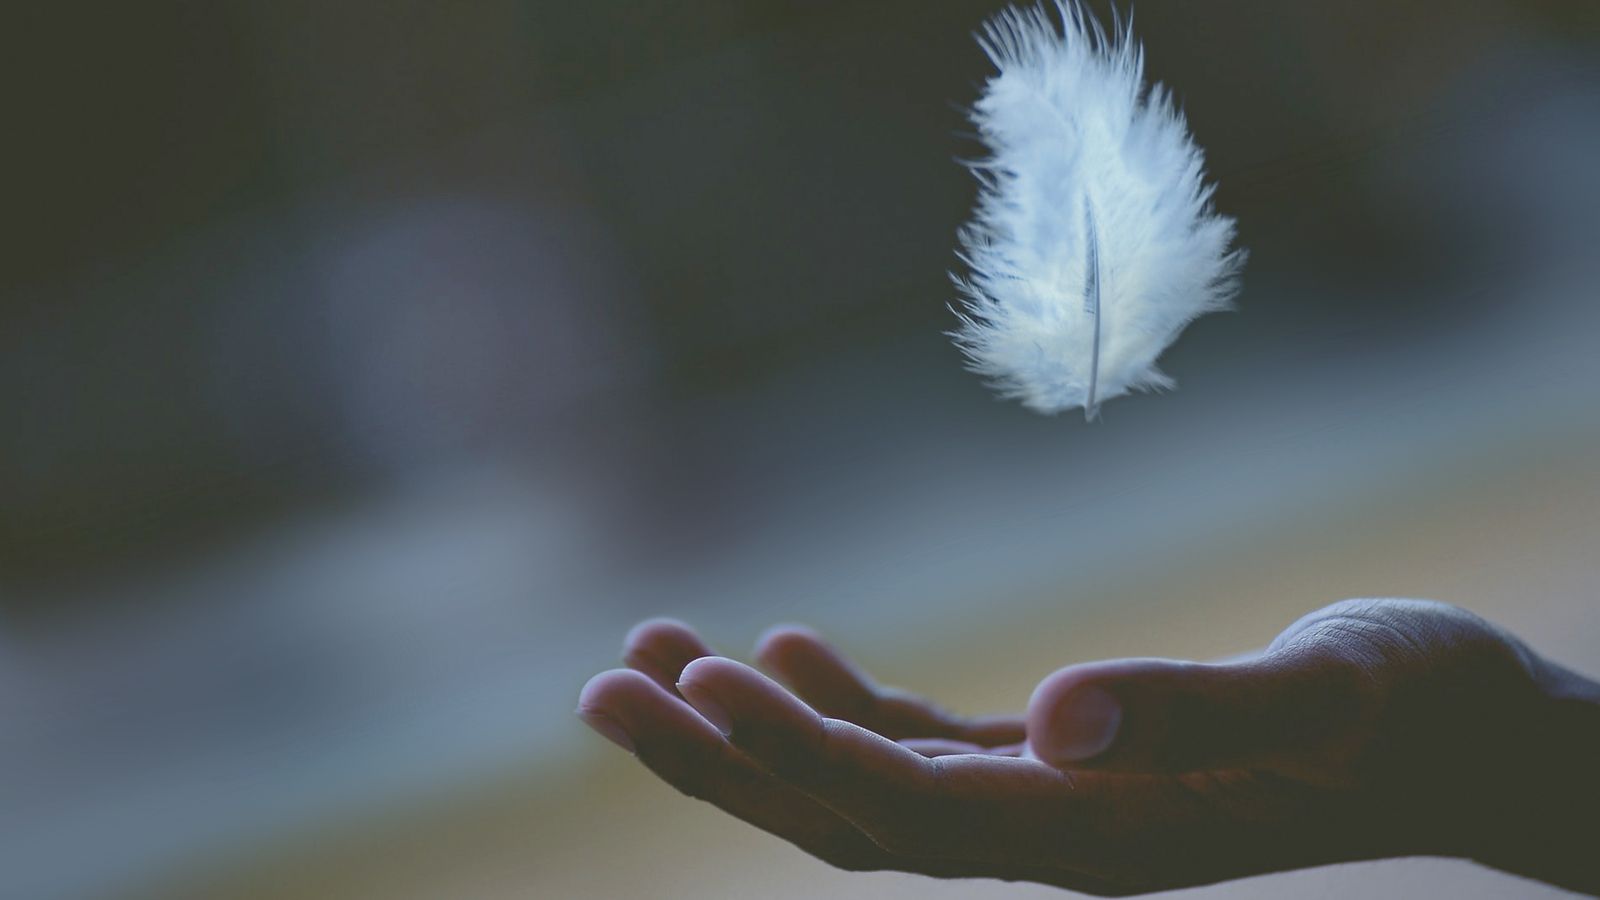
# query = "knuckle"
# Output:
<box><xmin>1286</xmin><ymin>598</ymin><xmax>1530</xmax><ymax>688</ymax></box>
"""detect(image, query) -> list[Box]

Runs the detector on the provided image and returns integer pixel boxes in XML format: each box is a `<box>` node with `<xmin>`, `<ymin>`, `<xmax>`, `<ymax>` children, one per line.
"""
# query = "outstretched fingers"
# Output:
<box><xmin>678</xmin><ymin>656</ymin><xmax>934</xmax><ymax>801</ymax></box>
<box><xmin>675</xmin><ymin>656</ymin><xmax>1133</xmax><ymax>874</ymax></box>
<box><xmin>578</xmin><ymin>668</ymin><xmax>891</xmax><ymax>869</ymax></box>
<box><xmin>754</xmin><ymin>625</ymin><xmax>1026</xmax><ymax>745</ymax></box>
<box><xmin>577</xmin><ymin>666</ymin><xmax>1129</xmax><ymax>893</ymax></box>
<box><xmin>589</xmin><ymin>619</ymin><xmax>1377</xmax><ymax>892</ymax></box>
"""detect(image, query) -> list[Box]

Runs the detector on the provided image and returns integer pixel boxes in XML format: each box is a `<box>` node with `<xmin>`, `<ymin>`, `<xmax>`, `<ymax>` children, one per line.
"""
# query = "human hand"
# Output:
<box><xmin>577</xmin><ymin>600</ymin><xmax>1600</xmax><ymax>895</ymax></box>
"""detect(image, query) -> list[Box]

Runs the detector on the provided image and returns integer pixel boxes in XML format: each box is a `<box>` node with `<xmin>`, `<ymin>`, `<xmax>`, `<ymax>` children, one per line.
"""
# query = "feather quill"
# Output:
<box><xmin>950</xmin><ymin>1</ymin><xmax>1244</xmax><ymax>418</ymax></box>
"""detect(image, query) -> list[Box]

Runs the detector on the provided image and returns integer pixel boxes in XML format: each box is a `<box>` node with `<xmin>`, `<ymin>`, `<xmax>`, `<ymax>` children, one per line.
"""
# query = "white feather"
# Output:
<box><xmin>951</xmin><ymin>1</ymin><xmax>1244</xmax><ymax>418</ymax></box>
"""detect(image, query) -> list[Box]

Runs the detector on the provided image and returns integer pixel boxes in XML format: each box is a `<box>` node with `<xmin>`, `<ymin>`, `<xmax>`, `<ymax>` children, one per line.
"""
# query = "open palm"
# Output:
<box><xmin>578</xmin><ymin>601</ymin><xmax>1598</xmax><ymax>895</ymax></box>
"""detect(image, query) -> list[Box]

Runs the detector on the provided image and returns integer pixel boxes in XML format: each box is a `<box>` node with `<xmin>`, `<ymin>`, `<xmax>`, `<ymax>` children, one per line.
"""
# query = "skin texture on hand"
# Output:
<box><xmin>576</xmin><ymin>599</ymin><xmax>1600</xmax><ymax>896</ymax></box>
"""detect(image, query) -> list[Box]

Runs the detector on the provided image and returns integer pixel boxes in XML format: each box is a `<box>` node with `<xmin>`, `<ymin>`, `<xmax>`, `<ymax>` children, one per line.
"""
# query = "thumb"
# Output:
<box><xmin>1025</xmin><ymin>651</ymin><xmax>1375</xmax><ymax>776</ymax></box>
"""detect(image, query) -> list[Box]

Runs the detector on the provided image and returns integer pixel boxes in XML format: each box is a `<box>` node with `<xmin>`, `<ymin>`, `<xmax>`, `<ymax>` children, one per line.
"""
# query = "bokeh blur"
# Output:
<box><xmin>6</xmin><ymin>1</ymin><xmax>1600</xmax><ymax>897</ymax></box>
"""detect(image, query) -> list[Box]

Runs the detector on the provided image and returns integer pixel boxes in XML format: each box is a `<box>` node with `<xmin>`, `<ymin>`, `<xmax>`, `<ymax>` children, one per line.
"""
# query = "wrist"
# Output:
<box><xmin>1470</xmin><ymin>654</ymin><xmax>1600</xmax><ymax>894</ymax></box>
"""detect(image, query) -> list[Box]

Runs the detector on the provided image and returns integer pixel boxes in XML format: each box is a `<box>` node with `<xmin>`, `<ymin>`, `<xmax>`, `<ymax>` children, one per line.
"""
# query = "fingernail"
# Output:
<box><xmin>577</xmin><ymin>708</ymin><xmax>635</xmax><ymax>753</ymax></box>
<box><xmin>1040</xmin><ymin>685</ymin><xmax>1121</xmax><ymax>764</ymax></box>
<box><xmin>677</xmin><ymin>678</ymin><xmax>734</xmax><ymax>735</ymax></box>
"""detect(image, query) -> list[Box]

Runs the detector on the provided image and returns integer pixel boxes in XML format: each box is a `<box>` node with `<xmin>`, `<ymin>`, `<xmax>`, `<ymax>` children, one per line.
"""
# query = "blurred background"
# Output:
<box><xmin>5</xmin><ymin>1</ymin><xmax>1600</xmax><ymax>897</ymax></box>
